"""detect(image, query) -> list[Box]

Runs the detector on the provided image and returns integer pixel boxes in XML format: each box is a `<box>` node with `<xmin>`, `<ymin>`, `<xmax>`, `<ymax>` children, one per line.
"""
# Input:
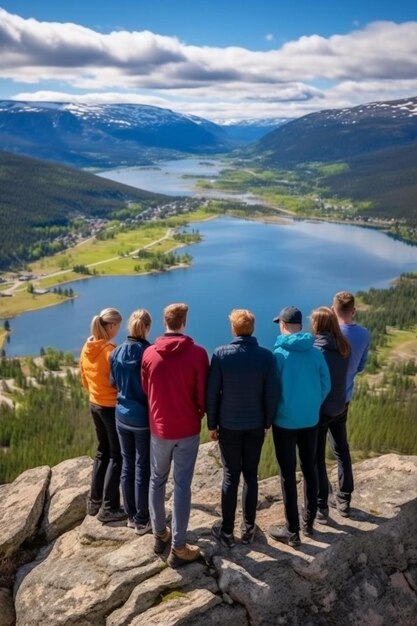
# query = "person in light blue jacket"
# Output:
<box><xmin>268</xmin><ymin>306</ymin><xmax>330</xmax><ymax>548</ymax></box>
<box><xmin>110</xmin><ymin>309</ymin><xmax>152</xmax><ymax>535</ymax></box>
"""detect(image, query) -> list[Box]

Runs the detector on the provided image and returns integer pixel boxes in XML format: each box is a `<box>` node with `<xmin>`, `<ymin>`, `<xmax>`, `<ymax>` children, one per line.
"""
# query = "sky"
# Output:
<box><xmin>1</xmin><ymin>1</ymin><xmax>417</xmax><ymax>122</ymax></box>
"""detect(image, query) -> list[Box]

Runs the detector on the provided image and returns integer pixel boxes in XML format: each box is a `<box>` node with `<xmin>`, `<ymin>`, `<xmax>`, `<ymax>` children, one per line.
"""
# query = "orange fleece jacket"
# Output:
<box><xmin>80</xmin><ymin>337</ymin><xmax>117</xmax><ymax>407</ymax></box>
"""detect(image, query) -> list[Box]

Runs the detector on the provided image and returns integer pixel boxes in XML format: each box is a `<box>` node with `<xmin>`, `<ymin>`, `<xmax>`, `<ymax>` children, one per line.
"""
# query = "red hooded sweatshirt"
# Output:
<box><xmin>141</xmin><ymin>333</ymin><xmax>209</xmax><ymax>439</ymax></box>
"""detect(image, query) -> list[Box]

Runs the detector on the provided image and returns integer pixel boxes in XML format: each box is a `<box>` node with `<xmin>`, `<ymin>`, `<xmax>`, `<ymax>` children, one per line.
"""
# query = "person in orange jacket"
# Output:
<box><xmin>80</xmin><ymin>307</ymin><xmax>126</xmax><ymax>523</ymax></box>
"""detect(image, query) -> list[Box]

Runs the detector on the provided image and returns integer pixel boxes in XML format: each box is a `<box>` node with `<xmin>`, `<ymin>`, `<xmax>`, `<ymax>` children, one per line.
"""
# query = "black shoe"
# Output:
<box><xmin>212</xmin><ymin>520</ymin><xmax>236</xmax><ymax>548</ymax></box>
<box><xmin>316</xmin><ymin>507</ymin><xmax>329</xmax><ymax>525</ymax></box>
<box><xmin>241</xmin><ymin>524</ymin><xmax>257</xmax><ymax>545</ymax></box>
<box><xmin>97</xmin><ymin>508</ymin><xmax>127</xmax><ymax>523</ymax></box>
<box><xmin>268</xmin><ymin>525</ymin><xmax>300</xmax><ymax>548</ymax></box>
<box><xmin>302</xmin><ymin>520</ymin><xmax>314</xmax><ymax>537</ymax></box>
<box><xmin>86</xmin><ymin>498</ymin><xmax>101</xmax><ymax>516</ymax></box>
<box><xmin>154</xmin><ymin>527</ymin><xmax>171</xmax><ymax>554</ymax></box>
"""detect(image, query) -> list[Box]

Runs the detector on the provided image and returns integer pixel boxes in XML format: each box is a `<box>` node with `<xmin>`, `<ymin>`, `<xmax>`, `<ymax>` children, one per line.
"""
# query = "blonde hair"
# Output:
<box><xmin>90</xmin><ymin>307</ymin><xmax>122</xmax><ymax>341</ymax></box>
<box><xmin>229</xmin><ymin>309</ymin><xmax>255</xmax><ymax>336</ymax></box>
<box><xmin>163</xmin><ymin>303</ymin><xmax>188</xmax><ymax>331</ymax></box>
<box><xmin>311</xmin><ymin>306</ymin><xmax>351</xmax><ymax>358</ymax></box>
<box><xmin>333</xmin><ymin>291</ymin><xmax>355</xmax><ymax>315</ymax></box>
<box><xmin>128</xmin><ymin>309</ymin><xmax>152</xmax><ymax>339</ymax></box>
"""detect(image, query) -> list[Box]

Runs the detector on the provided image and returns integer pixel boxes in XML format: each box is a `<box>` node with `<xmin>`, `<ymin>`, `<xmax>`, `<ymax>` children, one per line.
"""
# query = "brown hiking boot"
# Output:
<box><xmin>167</xmin><ymin>543</ymin><xmax>200</xmax><ymax>569</ymax></box>
<box><xmin>154</xmin><ymin>527</ymin><xmax>171</xmax><ymax>555</ymax></box>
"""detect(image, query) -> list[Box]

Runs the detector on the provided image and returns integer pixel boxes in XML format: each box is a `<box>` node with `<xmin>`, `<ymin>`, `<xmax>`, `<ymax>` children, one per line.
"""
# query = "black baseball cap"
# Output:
<box><xmin>273</xmin><ymin>306</ymin><xmax>302</xmax><ymax>324</ymax></box>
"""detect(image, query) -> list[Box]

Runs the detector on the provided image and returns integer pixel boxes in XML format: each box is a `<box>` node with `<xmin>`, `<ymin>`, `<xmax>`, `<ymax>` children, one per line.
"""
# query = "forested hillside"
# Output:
<box><xmin>0</xmin><ymin>151</ymin><xmax>166</xmax><ymax>269</ymax></box>
<box><xmin>1</xmin><ymin>276</ymin><xmax>416</xmax><ymax>483</ymax></box>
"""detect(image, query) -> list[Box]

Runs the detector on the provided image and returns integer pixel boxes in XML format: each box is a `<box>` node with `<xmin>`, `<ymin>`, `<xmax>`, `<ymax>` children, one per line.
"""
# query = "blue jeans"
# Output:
<box><xmin>272</xmin><ymin>425</ymin><xmax>318</xmax><ymax>533</ymax></box>
<box><xmin>149</xmin><ymin>434</ymin><xmax>199</xmax><ymax>549</ymax></box>
<box><xmin>89</xmin><ymin>403</ymin><xmax>122</xmax><ymax>511</ymax></box>
<box><xmin>218</xmin><ymin>426</ymin><xmax>265</xmax><ymax>534</ymax></box>
<box><xmin>317</xmin><ymin>404</ymin><xmax>353</xmax><ymax>509</ymax></box>
<box><xmin>116</xmin><ymin>421</ymin><xmax>150</xmax><ymax>525</ymax></box>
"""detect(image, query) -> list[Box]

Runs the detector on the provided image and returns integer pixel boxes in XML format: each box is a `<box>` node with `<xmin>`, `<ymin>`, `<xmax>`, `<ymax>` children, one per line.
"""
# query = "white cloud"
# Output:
<box><xmin>2</xmin><ymin>8</ymin><xmax>417</xmax><ymax>120</ymax></box>
<box><xmin>265</xmin><ymin>33</ymin><xmax>275</xmax><ymax>42</ymax></box>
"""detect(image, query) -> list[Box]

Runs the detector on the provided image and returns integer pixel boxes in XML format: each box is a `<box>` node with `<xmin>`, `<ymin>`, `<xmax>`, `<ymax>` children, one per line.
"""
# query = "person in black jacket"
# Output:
<box><xmin>207</xmin><ymin>309</ymin><xmax>278</xmax><ymax>546</ymax></box>
<box><xmin>110</xmin><ymin>309</ymin><xmax>152</xmax><ymax>535</ymax></box>
<box><xmin>311</xmin><ymin>306</ymin><xmax>351</xmax><ymax>523</ymax></box>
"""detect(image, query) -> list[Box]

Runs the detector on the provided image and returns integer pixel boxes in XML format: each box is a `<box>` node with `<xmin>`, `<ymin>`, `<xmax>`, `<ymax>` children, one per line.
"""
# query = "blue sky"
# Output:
<box><xmin>1</xmin><ymin>1</ymin><xmax>417</xmax><ymax>121</ymax></box>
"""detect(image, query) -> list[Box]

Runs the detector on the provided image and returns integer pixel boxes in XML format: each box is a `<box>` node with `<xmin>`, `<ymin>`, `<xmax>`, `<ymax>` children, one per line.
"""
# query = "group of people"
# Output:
<box><xmin>80</xmin><ymin>292</ymin><xmax>369</xmax><ymax>568</ymax></box>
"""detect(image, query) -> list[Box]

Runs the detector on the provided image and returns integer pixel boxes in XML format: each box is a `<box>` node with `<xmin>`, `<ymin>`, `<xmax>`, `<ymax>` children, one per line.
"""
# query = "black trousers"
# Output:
<box><xmin>90</xmin><ymin>403</ymin><xmax>122</xmax><ymax>511</ymax></box>
<box><xmin>218</xmin><ymin>426</ymin><xmax>265</xmax><ymax>535</ymax></box>
<box><xmin>272</xmin><ymin>424</ymin><xmax>318</xmax><ymax>533</ymax></box>
<box><xmin>317</xmin><ymin>404</ymin><xmax>353</xmax><ymax>508</ymax></box>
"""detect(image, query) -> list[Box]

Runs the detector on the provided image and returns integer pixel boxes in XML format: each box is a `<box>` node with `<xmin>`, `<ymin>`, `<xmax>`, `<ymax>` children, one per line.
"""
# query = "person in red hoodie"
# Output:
<box><xmin>80</xmin><ymin>307</ymin><xmax>126</xmax><ymax>523</ymax></box>
<box><xmin>141</xmin><ymin>303</ymin><xmax>209</xmax><ymax>568</ymax></box>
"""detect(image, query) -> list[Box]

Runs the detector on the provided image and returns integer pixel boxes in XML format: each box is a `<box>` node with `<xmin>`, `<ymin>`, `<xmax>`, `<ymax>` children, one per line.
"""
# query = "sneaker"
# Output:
<box><xmin>241</xmin><ymin>524</ymin><xmax>257</xmax><ymax>545</ymax></box>
<box><xmin>167</xmin><ymin>544</ymin><xmax>200</xmax><ymax>569</ymax></box>
<box><xmin>135</xmin><ymin>520</ymin><xmax>152</xmax><ymax>536</ymax></box>
<box><xmin>211</xmin><ymin>520</ymin><xmax>236</xmax><ymax>548</ymax></box>
<box><xmin>316</xmin><ymin>507</ymin><xmax>329</xmax><ymax>525</ymax></box>
<box><xmin>154</xmin><ymin>527</ymin><xmax>171</xmax><ymax>555</ymax></box>
<box><xmin>302</xmin><ymin>520</ymin><xmax>314</xmax><ymax>537</ymax></box>
<box><xmin>268</xmin><ymin>525</ymin><xmax>301</xmax><ymax>548</ymax></box>
<box><xmin>126</xmin><ymin>518</ymin><xmax>136</xmax><ymax>529</ymax></box>
<box><xmin>96</xmin><ymin>508</ymin><xmax>128</xmax><ymax>523</ymax></box>
<box><xmin>337</xmin><ymin>501</ymin><xmax>351</xmax><ymax>518</ymax></box>
<box><xmin>330</xmin><ymin>496</ymin><xmax>350</xmax><ymax>518</ymax></box>
<box><xmin>86</xmin><ymin>498</ymin><xmax>101</xmax><ymax>516</ymax></box>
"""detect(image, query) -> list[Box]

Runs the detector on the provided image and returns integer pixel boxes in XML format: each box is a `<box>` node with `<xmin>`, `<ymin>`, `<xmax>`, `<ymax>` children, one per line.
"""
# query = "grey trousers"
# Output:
<box><xmin>149</xmin><ymin>433</ymin><xmax>200</xmax><ymax>548</ymax></box>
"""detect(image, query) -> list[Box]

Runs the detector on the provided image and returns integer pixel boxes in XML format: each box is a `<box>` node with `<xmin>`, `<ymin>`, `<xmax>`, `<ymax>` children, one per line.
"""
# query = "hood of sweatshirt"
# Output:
<box><xmin>313</xmin><ymin>332</ymin><xmax>339</xmax><ymax>352</ymax></box>
<box><xmin>274</xmin><ymin>331</ymin><xmax>314</xmax><ymax>352</ymax></box>
<box><xmin>112</xmin><ymin>337</ymin><xmax>150</xmax><ymax>371</ymax></box>
<box><xmin>82</xmin><ymin>337</ymin><xmax>114</xmax><ymax>361</ymax></box>
<box><xmin>154</xmin><ymin>333</ymin><xmax>194</xmax><ymax>357</ymax></box>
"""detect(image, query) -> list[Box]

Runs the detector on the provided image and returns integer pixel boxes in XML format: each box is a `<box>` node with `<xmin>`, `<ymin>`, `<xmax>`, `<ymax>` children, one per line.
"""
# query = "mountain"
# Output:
<box><xmin>253</xmin><ymin>96</ymin><xmax>417</xmax><ymax>165</ymax></box>
<box><xmin>0</xmin><ymin>151</ymin><xmax>167</xmax><ymax>269</ymax></box>
<box><xmin>0</xmin><ymin>101</ymin><xmax>232</xmax><ymax>168</ymax></box>
<box><xmin>219</xmin><ymin>117</ymin><xmax>288</xmax><ymax>144</ymax></box>
<box><xmin>249</xmin><ymin>96</ymin><xmax>417</xmax><ymax>220</ymax></box>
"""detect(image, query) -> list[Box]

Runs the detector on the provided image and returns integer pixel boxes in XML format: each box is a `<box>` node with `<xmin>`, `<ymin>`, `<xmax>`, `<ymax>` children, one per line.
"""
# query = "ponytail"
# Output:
<box><xmin>90</xmin><ymin>308</ymin><xmax>122</xmax><ymax>341</ymax></box>
<box><xmin>128</xmin><ymin>309</ymin><xmax>152</xmax><ymax>340</ymax></box>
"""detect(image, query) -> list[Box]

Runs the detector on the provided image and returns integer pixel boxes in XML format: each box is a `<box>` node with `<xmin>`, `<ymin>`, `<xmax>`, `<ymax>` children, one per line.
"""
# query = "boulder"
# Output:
<box><xmin>0</xmin><ymin>465</ymin><xmax>50</xmax><ymax>557</ymax></box>
<box><xmin>0</xmin><ymin>587</ymin><xmax>15</xmax><ymax>626</ymax></box>
<box><xmin>40</xmin><ymin>456</ymin><xmax>93</xmax><ymax>542</ymax></box>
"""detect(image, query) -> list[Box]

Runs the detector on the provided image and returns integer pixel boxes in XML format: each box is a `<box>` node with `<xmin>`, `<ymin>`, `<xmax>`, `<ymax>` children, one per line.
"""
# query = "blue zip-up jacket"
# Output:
<box><xmin>273</xmin><ymin>332</ymin><xmax>331</xmax><ymax>429</ymax></box>
<box><xmin>207</xmin><ymin>335</ymin><xmax>278</xmax><ymax>430</ymax></box>
<box><xmin>110</xmin><ymin>337</ymin><xmax>150</xmax><ymax>428</ymax></box>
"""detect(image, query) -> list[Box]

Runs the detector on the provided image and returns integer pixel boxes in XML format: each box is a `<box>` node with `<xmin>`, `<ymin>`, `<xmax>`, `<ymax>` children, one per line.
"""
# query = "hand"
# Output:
<box><xmin>208</xmin><ymin>429</ymin><xmax>218</xmax><ymax>441</ymax></box>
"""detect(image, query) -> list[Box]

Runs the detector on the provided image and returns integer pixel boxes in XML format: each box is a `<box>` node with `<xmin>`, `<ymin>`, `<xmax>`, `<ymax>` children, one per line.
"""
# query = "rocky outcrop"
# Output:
<box><xmin>0</xmin><ymin>465</ymin><xmax>50</xmax><ymax>557</ymax></box>
<box><xmin>1</xmin><ymin>446</ymin><xmax>417</xmax><ymax>625</ymax></box>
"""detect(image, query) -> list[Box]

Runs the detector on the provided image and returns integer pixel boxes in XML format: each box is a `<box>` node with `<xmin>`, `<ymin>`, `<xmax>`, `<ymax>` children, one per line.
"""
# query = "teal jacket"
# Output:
<box><xmin>273</xmin><ymin>332</ymin><xmax>330</xmax><ymax>429</ymax></box>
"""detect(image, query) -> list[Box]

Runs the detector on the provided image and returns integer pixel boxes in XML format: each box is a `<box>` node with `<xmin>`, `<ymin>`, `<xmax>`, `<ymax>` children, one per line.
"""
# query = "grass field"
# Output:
<box><xmin>0</xmin><ymin>208</ymin><xmax>214</xmax><ymax>320</ymax></box>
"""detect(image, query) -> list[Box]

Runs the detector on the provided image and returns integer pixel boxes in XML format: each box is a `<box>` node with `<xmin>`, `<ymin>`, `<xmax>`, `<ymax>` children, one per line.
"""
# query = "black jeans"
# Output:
<box><xmin>90</xmin><ymin>403</ymin><xmax>122</xmax><ymax>511</ymax></box>
<box><xmin>218</xmin><ymin>426</ymin><xmax>265</xmax><ymax>535</ymax></box>
<box><xmin>317</xmin><ymin>404</ymin><xmax>353</xmax><ymax>508</ymax></box>
<box><xmin>272</xmin><ymin>425</ymin><xmax>318</xmax><ymax>533</ymax></box>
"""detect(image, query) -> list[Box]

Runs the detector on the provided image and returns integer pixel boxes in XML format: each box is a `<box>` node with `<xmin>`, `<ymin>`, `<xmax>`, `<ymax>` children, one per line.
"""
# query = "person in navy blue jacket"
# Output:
<box><xmin>207</xmin><ymin>309</ymin><xmax>278</xmax><ymax>547</ymax></box>
<box><xmin>110</xmin><ymin>309</ymin><xmax>152</xmax><ymax>535</ymax></box>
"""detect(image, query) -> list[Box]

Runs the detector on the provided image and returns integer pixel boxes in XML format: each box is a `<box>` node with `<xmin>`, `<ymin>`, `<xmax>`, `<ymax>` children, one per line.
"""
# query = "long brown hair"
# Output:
<box><xmin>311</xmin><ymin>306</ymin><xmax>351</xmax><ymax>358</ymax></box>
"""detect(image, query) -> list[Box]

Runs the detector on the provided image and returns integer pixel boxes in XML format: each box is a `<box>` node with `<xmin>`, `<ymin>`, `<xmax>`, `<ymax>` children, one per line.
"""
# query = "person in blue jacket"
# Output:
<box><xmin>110</xmin><ymin>309</ymin><xmax>152</xmax><ymax>535</ymax></box>
<box><xmin>207</xmin><ymin>309</ymin><xmax>278</xmax><ymax>547</ymax></box>
<box><xmin>268</xmin><ymin>306</ymin><xmax>330</xmax><ymax>548</ymax></box>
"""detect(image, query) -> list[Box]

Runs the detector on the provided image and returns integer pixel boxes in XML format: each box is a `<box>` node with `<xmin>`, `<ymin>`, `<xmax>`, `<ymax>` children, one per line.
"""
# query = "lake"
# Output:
<box><xmin>5</xmin><ymin>216</ymin><xmax>417</xmax><ymax>357</ymax></box>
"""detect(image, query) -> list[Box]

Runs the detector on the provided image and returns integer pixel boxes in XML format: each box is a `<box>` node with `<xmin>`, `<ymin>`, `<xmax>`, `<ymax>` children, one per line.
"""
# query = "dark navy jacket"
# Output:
<box><xmin>110</xmin><ymin>337</ymin><xmax>150</xmax><ymax>428</ymax></box>
<box><xmin>314</xmin><ymin>332</ymin><xmax>349</xmax><ymax>417</ymax></box>
<box><xmin>206</xmin><ymin>335</ymin><xmax>278</xmax><ymax>430</ymax></box>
